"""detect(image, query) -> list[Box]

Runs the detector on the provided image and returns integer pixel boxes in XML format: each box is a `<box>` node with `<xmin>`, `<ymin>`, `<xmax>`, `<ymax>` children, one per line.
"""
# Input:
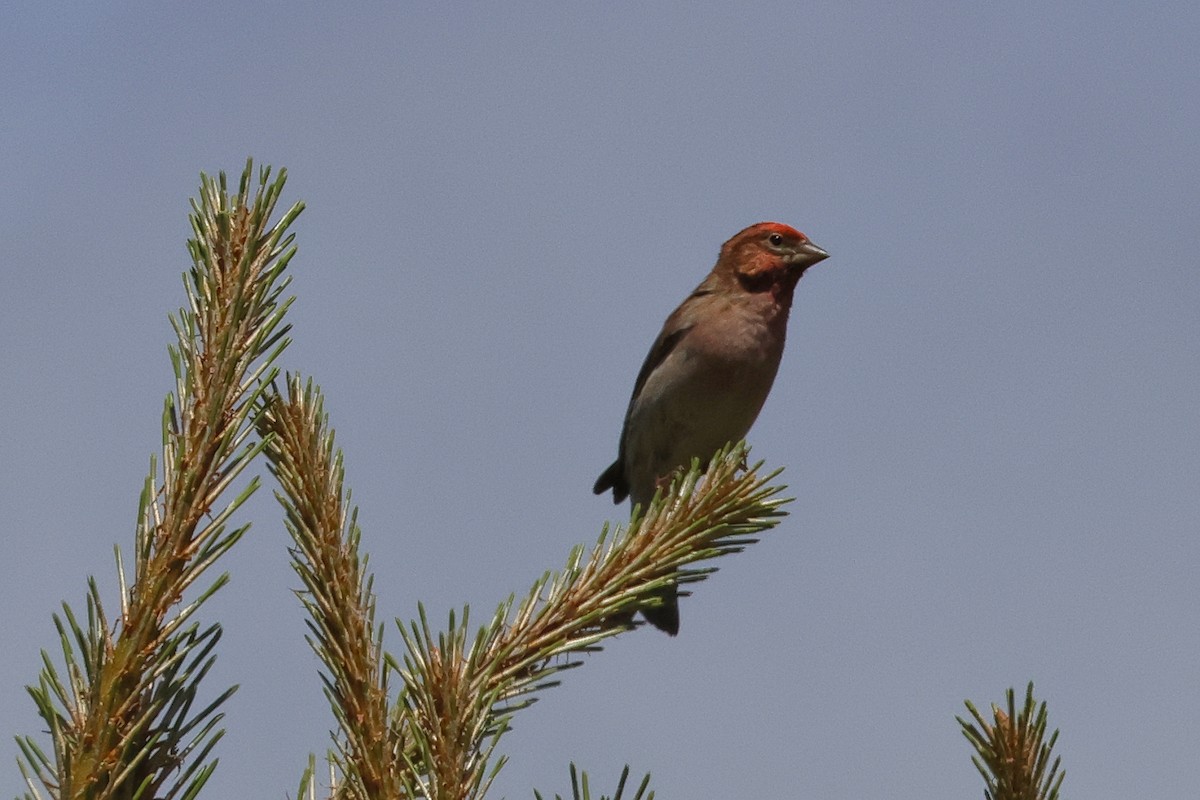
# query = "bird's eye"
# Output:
<box><xmin>768</xmin><ymin>233</ymin><xmax>784</xmax><ymax>247</ymax></box>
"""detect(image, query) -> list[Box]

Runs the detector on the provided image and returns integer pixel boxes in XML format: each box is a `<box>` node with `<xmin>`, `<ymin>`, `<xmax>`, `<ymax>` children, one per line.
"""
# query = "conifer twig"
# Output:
<box><xmin>258</xmin><ymin>376</ymin><xmax>412</xmax><ymax>800</ymax></box>
<box><xmin>958</xmin><ymin>683</ymin><xmax>1064</xmax><ymax>800</ymax></box>
<box><xmin>392</xmin><ymin>442</ymin><xmax>789</xmax><ymax>799</ymax></box>
<box><xmin>17</xmin><ymin>160</ymin><xmax>301</xmax><ymax>800</ymax></box>
<box><xmin>533</xmin><ymin>763</ymin><xmax>654</xmax><ymax>800</ymax></box>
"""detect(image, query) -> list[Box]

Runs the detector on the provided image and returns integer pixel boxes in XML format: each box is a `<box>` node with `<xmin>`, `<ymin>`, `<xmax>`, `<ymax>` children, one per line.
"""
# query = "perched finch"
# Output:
<box><xmin>594</xmin><ymin>222</ymin><xmax>829</xmax><ymax>635</ymax></box>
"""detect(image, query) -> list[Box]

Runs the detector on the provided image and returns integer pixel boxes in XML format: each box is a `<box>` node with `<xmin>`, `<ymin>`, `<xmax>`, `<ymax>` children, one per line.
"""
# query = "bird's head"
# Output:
<box><xmin>718</xmin><ymin>222</ymin><xmax>829</xmax><ymax>293</ymax></box>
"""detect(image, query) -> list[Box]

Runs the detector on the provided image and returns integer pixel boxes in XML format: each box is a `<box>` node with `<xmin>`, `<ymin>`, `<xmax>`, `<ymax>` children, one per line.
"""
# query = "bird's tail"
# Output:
<box><xmin>640</xmin><ymin>585</ymin><xmax>680</xmax><ymax>636</ymax></box>
<box><xmin>592</xmin><ymin>459</ymin><xmax>630</xmax><ymax>504</ymax></box>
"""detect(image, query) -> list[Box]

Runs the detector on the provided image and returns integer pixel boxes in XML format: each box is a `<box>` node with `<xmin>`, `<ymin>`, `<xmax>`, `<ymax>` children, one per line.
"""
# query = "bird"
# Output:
<box><xmin>593</xmin><ymin>221</ymin><xmax>829</xmax><ymax>635</ymax></box>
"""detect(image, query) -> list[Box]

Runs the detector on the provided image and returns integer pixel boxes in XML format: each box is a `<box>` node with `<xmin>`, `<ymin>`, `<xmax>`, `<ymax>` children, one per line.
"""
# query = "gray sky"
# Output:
<box><xmin>2</xmin><ymin>3</ymin><xmax>1197</xmax><ymax>798</ymax></box>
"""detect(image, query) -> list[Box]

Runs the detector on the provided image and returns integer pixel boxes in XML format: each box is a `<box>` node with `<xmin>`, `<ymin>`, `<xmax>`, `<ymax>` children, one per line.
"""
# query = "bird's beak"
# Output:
<box><xmin>789</xmin><ymin>240</ymin><xmax>830</xmax><ymax>271</ymax></box>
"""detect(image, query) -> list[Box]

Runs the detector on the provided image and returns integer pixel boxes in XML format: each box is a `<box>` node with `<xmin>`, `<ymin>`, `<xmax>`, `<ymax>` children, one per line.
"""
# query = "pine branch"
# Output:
<box><xmin>394</xmin><ymin>442</ymin><xmax>789</xmax><ymax>800</ymax></box>
<box><xmin>958</xmin><ymin>683</ymin><xmax>1065</xmax><ymax>800</ymax></box>
<box><xmin>258</xmin><ymin>376</ymin><xmax>410</xmax><ymax>800</ymax></box>
<box><xmin>17</xmin><ymin>160</ymin><xmax>302</xmax><ymax>800</ymax></box>
<box><xmin>533</xmin><ymin>764</ymin><xmax>654</xmax><ymax>800</ymax></box>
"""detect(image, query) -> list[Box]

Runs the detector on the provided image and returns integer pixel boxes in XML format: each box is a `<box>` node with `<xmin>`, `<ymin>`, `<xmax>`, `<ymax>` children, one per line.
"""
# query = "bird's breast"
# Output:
<box><xmin>621</xmin><ymin>301</ymin><xmax>790</xmax><ymax>504</ymax></box>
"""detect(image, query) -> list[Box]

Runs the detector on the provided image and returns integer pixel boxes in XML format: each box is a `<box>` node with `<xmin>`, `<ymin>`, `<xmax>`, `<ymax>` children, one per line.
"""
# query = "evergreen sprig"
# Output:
<box><xmin>258</xmin><ymin>376</ymin><xmax>410</xmax><ymax>800</ymax></box>
<box><xmin>959</xmin><ymin>683</ymin><xmax>1064</xmax><ymax>800</ymax></box>
<box><xmin>533</xmin><ymin>764</ymin><xmax>654</xmax><ymax>800</ymax></box>
<box><xmin>17</xmin><ymin>160</ymin><xmax>302</xmax><ymax>800</ymax></box>
<box><xmin>416</xmin><ymin>442</ymin><xmax>789</xmax><ymax>798</ymax></box>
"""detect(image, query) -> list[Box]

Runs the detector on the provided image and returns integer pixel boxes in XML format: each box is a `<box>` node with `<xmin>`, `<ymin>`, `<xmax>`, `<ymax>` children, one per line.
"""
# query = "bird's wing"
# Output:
<box><xmin>595</xmin><ymin>286</ymin><xmax>710</xmax><ymax>502</ymax></box>
<box><xmin>593</xmin><ymin>315</ymin><xmax>695</xmax><ymax>502</ymax></box>
<box><xmin>626</xmin><ymin>322</ymin><xmax>692</xmax><ymax>415</ymax></box>
<box><xmin>620</xmin><ymin>316</ymin><xmax>695</xmax><ymax>446</ymax></box>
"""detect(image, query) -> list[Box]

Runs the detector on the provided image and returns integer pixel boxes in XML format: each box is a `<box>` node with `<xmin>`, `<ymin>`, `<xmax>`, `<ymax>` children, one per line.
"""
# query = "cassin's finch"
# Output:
<box><xmin>594</xmin><ymin>222</ymin><xmax>829</xmax><ymax>634</ymax></box>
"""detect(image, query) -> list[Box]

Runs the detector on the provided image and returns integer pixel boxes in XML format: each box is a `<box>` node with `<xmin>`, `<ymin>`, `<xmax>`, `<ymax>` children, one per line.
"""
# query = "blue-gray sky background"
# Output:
<box><xmin>2</xmin><ymin>3</ymin><xmax>1197</xmax><ymax>797</ymax></box>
